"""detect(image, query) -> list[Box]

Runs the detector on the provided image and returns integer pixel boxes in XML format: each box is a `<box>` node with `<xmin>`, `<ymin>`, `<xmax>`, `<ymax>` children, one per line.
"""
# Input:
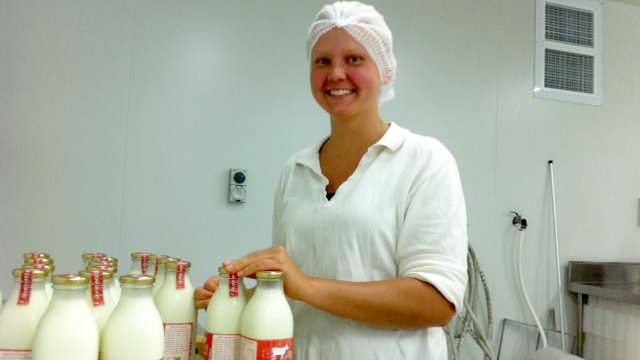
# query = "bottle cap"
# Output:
<box><xmin>256</xmin><ymin>271</ymin><xmax>283</xmax><ymax>279</ymax></box>
<box><xmin>12</xmin><ymin>268</ymin><xmax>49</xmax><ymax>279</ymax></box>
<box><xmin>166</xmin><ymin>260</ymin><xmax>191</xmax><ymax>270</ymax></box>
<box><xmin>23</xmin><ymin>252</ymin><xmax>51</xmax><ymax>260</ymax></box>
<box><xmin>88</xmin><ymin>260</ymin><xmax>118</xmax><ymax>272</ymax></box>
<box><xmin>23</xmin><ymin>257</ymin><xmax>54</xmax><ymax>266</ymax></box>
<box><xmin>79</xmin><ymin>269</ymin><xmax>114</xmax><ymax>280</ymax></box>
<box><xmin>81</xmin><ymin>252</ymin><xmax>107</xmax><ymax>261</ymax></box>
<box><xmin>119</xmin><ymin>274</ymin><xmax>155</xmax><ymax>286</ymax></box>
<box><xmin>22</xmin><ymin>263</ymin><xmax>56</xmax><ymax>275</ymax></box>
<box><xmin>51</xmin><ymin>274</ymin><xmax>90</xmax><ymax>286</ymax></box>
<box><xmin>130</xmin><ymin>252</ymin><xmax>153</xmax><ymax>260</ymax></box>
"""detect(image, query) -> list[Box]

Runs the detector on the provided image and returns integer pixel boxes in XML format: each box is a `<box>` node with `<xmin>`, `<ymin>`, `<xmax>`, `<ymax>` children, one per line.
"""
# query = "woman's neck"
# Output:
<box><xmin>328</xmin><ymin>112</ymin><xmax>388</xmax><ymax>149</ymax></box>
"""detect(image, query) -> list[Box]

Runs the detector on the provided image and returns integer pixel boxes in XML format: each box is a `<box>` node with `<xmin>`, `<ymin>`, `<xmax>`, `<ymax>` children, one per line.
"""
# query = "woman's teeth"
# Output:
<box><xmin>328</xmin><ymin>89</ymin><xmax>354</xmax><ymax>96</ymax></box>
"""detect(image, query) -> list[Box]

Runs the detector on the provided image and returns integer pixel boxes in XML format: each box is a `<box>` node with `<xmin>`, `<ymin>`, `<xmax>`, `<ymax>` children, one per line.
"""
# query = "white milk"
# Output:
<box><xmin>240</xmin><ymin>271</ymin><xmax>293</xmax><ymax>360</ymax></box>
<box><xmin>101</xmin><ymin>274</ymin><xmax>164</xmax><ymax>360</ymax></box>
<box><xmin>0</xmin><ymin>269</ymin><xmax>49</xmax><ymax>358</ymax></box>
<box><xmin>155</xmin><ymin>260</ymin><xmax>197</xmax><ymax>360</ymax></box>
<box><xmin>79</xmin><ymin>270</ymin><xmax>116</xmax><ymax>333</ymax></box>
<box><xmin>129</xmin><ymin>251</ymin><xmax>153</xmax><ymax>275</ymax></box>
<box><xmin>205</xmin><ymin>267</ymin><xmax>247</xmax><ymax>360</ymax></box>
<box><xmin>32</xmin><ymin>274</ymin><xmax>99</xmax><ymax>360</ymax></box>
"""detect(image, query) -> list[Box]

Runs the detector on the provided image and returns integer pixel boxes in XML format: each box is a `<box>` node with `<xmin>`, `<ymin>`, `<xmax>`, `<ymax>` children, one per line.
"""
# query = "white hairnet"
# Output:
<box><xmin>306</xmin><ymin>1</ymin><xmax>397</xmax><ymax>103</ymax></box>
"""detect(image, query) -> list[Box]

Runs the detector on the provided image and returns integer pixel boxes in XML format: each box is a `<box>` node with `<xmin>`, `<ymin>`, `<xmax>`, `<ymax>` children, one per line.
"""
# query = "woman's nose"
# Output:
<box><xmin>328</xmin><ymin>62</ymin><xmax>346</xmax><ymax>80</ymax></box>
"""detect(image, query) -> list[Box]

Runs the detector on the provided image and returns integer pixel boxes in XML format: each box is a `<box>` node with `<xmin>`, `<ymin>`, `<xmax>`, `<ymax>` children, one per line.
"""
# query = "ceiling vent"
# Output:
<box><xmin>534</xmin><ymin>0</ymin><xmax>602</xmax><ymax>105</ymax></box>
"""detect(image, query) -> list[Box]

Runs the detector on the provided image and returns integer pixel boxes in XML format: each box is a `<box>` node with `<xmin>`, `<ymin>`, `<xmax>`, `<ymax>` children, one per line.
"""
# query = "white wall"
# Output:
<box><xmin>1</xmin><ymin>0</ymin><xmax>639</xmax><ymax>357</ymax></box>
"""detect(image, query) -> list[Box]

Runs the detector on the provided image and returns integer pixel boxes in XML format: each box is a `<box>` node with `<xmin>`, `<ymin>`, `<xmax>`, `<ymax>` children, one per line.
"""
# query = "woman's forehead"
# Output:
<box><xmin>311</xmin><ymin>28</ymin><xmax>367</xmax><ymax>56</ymax></box>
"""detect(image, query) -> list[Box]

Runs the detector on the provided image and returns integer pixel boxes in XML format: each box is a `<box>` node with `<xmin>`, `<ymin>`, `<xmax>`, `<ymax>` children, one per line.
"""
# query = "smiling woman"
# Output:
<box><xmin>193</xmin><ymin>2</ymin><xmax>469</xmax><ymax>359</ymax></box>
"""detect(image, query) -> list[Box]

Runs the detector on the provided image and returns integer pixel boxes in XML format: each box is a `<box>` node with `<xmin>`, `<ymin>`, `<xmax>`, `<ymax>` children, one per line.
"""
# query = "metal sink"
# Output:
<box><xmin>568</xmin><ymin>261</ymin><xmax>640</xmax><ymax>304</ymax></box>
<box><xmin>567</xmin><ymin>261</ymin><xmax>640</xmax><ymax>356</ymax></box>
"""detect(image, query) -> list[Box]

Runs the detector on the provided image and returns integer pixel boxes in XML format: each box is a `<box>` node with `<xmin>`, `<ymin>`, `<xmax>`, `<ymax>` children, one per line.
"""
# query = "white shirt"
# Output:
<box><xmin>272</xmin><ymin>122</ymin><xmax>468</xmax><ymax>360</ymax></box>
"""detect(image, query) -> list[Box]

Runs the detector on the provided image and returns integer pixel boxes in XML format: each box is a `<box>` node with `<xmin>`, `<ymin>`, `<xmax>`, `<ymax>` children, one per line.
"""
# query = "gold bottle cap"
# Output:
<box><xmin>119</xmin><ymin>274</ymin><xmax>155</xmax><ymax>286</ymax></box>
<box><xmin>81</xmin><ymin>252</ymin><xmax>107</xmax><ymax>261</ymax></box>
<box><xmin>130</xmin><ymin>252</ymin><xmax>153</xmax><ymax>260</ymax></box>
<box><xmin>166</xmin><ymin>260</ymin><xmax>191</xmax><ymax>270</ymax></box>
<box><xmin>51</xmin><ymin>274</ymin><xmax>90</xmax><ymax>286</ymax></box>
<box><xmin>104</xmin><ymin>256</ymin><xmax>119</xmax><ymax>264</ymax></box>
<box><xmin>22</xmin><ymin>263</ymin><xmax>56</xmax><ymax>274</ymax></box>
<box><xmin>79</xmin><ymin>269</ymin><xmax>114</xmax><ymax>280</ymax></box>
<box><xmin>12</xmin><ymin>268</ymin><xmax>49</xmax><ymax>279</ymax></box>
<box><xmin>256</xmin><ymin>271</ymin><xmax>283</xmax><ymax>279</ymax></box>
<box><xmin>23</xmin><ymin>252</ymin><xmax>51</xmax><ymax>260</ymax></box>
<box><xmin>23</xmin><ymin>257</ymin><xmax>54</xmax><ymax>265</ymax></box>
<box><xmin>87</xmin><ymin>264</ymin><xmax>118</xmax><ymax>275</ymax></box>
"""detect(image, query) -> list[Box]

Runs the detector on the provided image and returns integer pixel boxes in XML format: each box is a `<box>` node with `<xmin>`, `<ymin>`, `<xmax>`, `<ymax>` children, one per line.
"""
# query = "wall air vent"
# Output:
<box><xmin>534</xmin><ymin>0</ymin><xmax>602</xmax><ymax>105</ymax></box>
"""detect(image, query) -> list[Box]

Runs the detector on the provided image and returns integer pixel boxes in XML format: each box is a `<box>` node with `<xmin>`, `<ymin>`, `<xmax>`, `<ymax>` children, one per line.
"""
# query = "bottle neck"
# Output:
<box><xmin>164</xmin><ymin>267</ymin><xmax>191</xmax><ymax>290</ymax></box>
<box><xmin>130</xmin><ymin>258</ymin><xmax>152</xmax><ymax>275</ymax></box>
<box><xmin>10</xmin><ymin>277</ymin><xmax>47</xmax><ymax>306</ymax></box>
<box><xmin>119</xmin><ymin>284</ymin><xmax>154</xmax><ymax>302</ymax></box>
<box><xmin>50</xmin><ymin>285</ymin><xmax>90</xmax><ymax>305</ymax></box>
<box><xmin>255</xmin><ymin>278</ymin><xmax>283</xmax><ymax>293</ymax></box>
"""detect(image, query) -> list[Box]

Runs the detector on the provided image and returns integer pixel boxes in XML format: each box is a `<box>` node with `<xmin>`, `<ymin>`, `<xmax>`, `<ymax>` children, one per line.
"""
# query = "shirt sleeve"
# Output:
<box><xmin>396</xmin><ymin>153</ymin><xmax>468</xmax><ymax>312</ymax></box>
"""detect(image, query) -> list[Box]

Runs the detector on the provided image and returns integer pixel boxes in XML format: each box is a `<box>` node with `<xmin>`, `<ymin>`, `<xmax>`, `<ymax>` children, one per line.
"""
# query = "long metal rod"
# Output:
<box><xmin>548</xmin><ymin>160</ymin><xmax>567</xmax><ymax>351</ymax></box>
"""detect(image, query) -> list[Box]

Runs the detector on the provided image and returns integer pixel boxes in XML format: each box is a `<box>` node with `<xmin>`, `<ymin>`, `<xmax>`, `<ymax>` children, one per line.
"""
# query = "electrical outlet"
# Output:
<box><xmin>228</xmin><ymin>169</ymin><xmax>247</xmax><ymax>203</ymax></box>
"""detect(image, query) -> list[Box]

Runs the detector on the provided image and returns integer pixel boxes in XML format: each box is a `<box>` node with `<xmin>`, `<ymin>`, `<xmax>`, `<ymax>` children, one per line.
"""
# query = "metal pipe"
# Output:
<box><xmin>549</xmin><ymin>160</ymin><xmax>567</xmax><ymax>351</ymax></box>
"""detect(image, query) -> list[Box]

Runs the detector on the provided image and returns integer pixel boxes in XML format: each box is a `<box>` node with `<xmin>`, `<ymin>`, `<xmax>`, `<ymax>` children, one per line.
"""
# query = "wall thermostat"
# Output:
<box><xmin>228</xmin><ymin>168</ymin><xmax>247</xmax><ymax>203</ymax></box>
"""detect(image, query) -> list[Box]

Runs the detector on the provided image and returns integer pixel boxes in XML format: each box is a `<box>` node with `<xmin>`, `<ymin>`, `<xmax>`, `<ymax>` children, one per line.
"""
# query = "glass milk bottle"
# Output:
<box><xmin>21</xmin><ymin>262</ymin><xmax>55</xmax><ymax>302</ymax></box>
<box><xmin>155</xmin><ymin>260</ymin><xmax>197</xmax><ymax>360</ymax></box>
<box><xmin>152</xmin><ymin>255</ymin><xmax>169</xmax><ymax>298</ymax></box>
<box><xmin>129</xmin><ymin>251</ymin><xmax>153</xmax><ymax>275</ymax></box>
<box><xmin>102</xmin><ymin>274</ymin><xmax>164</xmax><ymax>360</ymax></box>
<box><xmin>240</xmin><ymin>271</ymin><xmax>294</xmax><ymax>360</ymax></box>
<box><xmin>79</xmin><ymin>270</ymin><xmax>116</xmax><ymax>332</ymax></box>
<box><xmin>32</xmin><ymin>274</ymin><xmax>99</xmax><ymax>360</ymax></box>
<box><xmin>0</xmin><ymin>269</ymin><xmax>49</xmax><ymax>358</ymax></box>
<box><xmin>88</xmin><ymin>260</ymin><xmax>121</xmax><ymax>303</ymax></box>
<box><xmin>205</xmin><ymin>267</ymin><xmax>248</xmax><ymax>360</ymax></box>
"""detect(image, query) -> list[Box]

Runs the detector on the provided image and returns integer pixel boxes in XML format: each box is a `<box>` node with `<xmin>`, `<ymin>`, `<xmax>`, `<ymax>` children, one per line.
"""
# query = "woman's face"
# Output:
<box><xmin>310</xmin><ymin>28</ymin><xmax>381</xmax><ymax>120</ymax></box>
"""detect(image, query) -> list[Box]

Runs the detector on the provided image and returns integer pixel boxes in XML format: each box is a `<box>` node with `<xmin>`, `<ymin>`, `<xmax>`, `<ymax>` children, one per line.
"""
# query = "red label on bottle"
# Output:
<box><xmin>176</xmin><ymin>262</ymin><xmax>186</xmax><ymax>289</ymax></box>
<box><xmin>229</xmin><ymin>274</ymin><xmax>239</xmax><ymax>298</ymax></box>
<box><xmin>240</xmin><ymin>337</ymin><xmax>293</xmax><ymax>360</ymax></box>
<box><xmin>18</xmin><ymin>270</ymin><xmax>34</xmax><ymax>305</ymax></box>
<box><xmin>90</xmin><ymin>271</ymin><xmax>105</xmax><ymax>306</ymax></box>
<box><xmin>141</xmin><ymin>253</ymin><xmax>149</xmax><ymax>275</ymax></box>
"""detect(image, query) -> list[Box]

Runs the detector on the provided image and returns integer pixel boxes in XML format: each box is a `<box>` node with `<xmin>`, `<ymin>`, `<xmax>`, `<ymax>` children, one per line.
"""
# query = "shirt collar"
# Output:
<box><xmin>295</xmin><ymin>122</ymin><xmax>408</xmax><ymax>170</ymax></box>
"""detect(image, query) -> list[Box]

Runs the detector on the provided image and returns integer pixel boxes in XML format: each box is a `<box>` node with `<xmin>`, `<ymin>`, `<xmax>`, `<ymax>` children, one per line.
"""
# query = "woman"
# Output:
<box><xmin>195</xmin><ymin>2</ymin><xmax>468</xmax><ymax>358</ymax></box>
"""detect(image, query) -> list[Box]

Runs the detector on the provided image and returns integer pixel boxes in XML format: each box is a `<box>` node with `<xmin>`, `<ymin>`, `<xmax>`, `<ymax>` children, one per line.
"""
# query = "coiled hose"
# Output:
<box><xmin>445</xmin><ymin>245</ymin><xmax>496</xmax><ymax>360</ymax></box>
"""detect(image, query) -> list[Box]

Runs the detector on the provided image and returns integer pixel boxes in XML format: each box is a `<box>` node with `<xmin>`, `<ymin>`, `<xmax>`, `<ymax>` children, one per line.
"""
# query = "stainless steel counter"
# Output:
<box><xmin>568</xmin><ymin>261</ymin><xmax>640</xmax><ymax>356</ymax></box>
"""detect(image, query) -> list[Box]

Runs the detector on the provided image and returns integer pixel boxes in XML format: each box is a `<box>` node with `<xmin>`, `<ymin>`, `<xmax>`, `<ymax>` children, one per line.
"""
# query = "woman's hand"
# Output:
<box><xmin>223</xmin><ymin>245</ymin><xmax>312</xmax><ymax>301</ymax></box>
<box><xmin>193</xmin><ymin>276</ymin><xmax>221</xmax><ymax>310</ymax></box>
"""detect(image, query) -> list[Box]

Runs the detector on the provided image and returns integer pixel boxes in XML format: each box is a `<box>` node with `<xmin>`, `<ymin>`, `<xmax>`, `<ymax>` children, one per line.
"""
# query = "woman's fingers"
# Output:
<box><xmin>193</xmin><ymin>276</ymin><xmax>221</xmax><ymax>310</ymax></box>
<box><xmin>224</xmin><ymin>246</ymin><xmax>288</xmax><ymax>277</ymax></box>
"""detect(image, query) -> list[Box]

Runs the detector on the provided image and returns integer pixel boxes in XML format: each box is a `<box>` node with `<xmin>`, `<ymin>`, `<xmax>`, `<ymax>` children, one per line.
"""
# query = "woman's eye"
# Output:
<box><xmin>348</xmin><ymin>56</ymin><xmax>363</xmax><ymax>64</ymax></box>
<box><xmin>314</xmin><ymin>58</ymin><xmax>329</xmax><ymax>65</ymax></box>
